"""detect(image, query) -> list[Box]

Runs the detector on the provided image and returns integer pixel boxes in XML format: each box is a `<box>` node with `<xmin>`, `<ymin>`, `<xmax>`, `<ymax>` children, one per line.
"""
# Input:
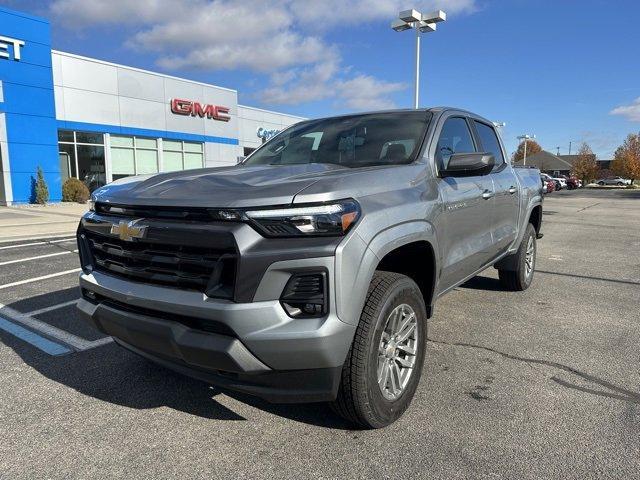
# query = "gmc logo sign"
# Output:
<box><xmin>170</xmin><ymin>98</ymin><xmax>231</xmax><ymax>122</ymax></box>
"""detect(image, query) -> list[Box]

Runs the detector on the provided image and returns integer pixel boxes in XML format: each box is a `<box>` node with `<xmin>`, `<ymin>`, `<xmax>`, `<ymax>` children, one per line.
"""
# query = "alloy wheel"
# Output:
<box><xmin>377</xmin><ymin>304</ymin><xmax>418</xmax><ymax>400</ymax></box>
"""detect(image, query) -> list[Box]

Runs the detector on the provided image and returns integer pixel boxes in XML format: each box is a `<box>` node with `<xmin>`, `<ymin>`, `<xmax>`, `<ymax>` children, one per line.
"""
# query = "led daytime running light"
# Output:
<box><xmin>246</xmin><ymin>204</ymin><xmax>344</xmax><ymax>218</ymax></box>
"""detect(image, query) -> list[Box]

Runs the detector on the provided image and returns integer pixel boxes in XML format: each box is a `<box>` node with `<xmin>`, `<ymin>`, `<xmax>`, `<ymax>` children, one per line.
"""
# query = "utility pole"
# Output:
<box><xmin>569</xmin><ymin>141</ymin><xmax>572</xmax><ymax>155</ymax></box>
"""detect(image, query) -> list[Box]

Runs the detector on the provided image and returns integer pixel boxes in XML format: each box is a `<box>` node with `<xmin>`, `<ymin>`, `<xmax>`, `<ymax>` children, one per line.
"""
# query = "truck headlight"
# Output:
<box><xmin>245</xmin><ymin>199</ymin><xmax>360</xmax><ymax>237</ymax></box>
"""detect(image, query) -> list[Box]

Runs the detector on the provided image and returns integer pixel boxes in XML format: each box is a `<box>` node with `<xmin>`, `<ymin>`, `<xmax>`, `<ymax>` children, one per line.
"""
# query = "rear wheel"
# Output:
<box><xmin>331</xmin><ymin>271</ymin><xmax>427</xmax><ymax>429</ymax></box>
<box><xmin>598</xmin><ymin>181</ymin><xmax>605</xmax><ymax>185</ymax></box>
<box><xmin>498</xmin><ymin>223</ymin><xmax>537</xmax><ymax>291</ymax></box>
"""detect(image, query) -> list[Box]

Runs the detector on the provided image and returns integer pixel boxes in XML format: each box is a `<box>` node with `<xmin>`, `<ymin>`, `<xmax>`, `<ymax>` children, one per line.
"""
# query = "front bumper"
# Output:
<box><xmin>78</xmin><ymin>267</ymin><xmax>355</xmax><ymax>403</ymax></box>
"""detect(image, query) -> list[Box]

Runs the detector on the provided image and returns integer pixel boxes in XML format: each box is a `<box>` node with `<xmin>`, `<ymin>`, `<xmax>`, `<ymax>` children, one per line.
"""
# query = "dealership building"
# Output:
<box><xmin>0</xmin><ymin>6</ymin><xmax>304</xmax><ymax>204</ymax></box>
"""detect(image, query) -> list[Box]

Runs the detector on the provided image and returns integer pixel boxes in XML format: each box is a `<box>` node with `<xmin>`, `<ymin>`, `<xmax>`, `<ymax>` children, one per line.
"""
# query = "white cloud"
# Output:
<box><xmin>49</xmin><ymin>0</ymin><xmax>477</xmax><ymax>108</ymax></box>
<box><xmin>259</xmin><ymin>65</ymin><xmax>407</xmax><ymax>111</ymax></box>
<box><xmin>337</xmin><ymin>75</ymin><xmax>406</xmax><ymax>110</ymax></box>
<box><xmin>290</xmin><ymin>0</ymin><xmax>477</xmax><ymax>28</ymax></box>
<box><xmin>610</xmin><ymin>97</ymin><xmax>640</xmax><ymax>122</ymax></box>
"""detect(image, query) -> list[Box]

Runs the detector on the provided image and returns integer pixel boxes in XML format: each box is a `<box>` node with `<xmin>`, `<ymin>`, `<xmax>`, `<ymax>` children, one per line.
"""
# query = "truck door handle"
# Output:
<box><xmin>508</xmin><ymin>186</ymin><xmax>518</xmax><ymax>194</ymax></box>
<box><xmin>482</xmin><ymin>190</ymin><xmax>494</xmax><ymax>200</ymax></box>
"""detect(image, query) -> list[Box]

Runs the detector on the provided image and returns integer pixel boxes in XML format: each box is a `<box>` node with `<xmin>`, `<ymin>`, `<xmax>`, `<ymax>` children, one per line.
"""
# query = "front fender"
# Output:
<box><xmin>334</xmin><ymin>221</ymin><xmax>438</xmax><ymax>326</ymax></box>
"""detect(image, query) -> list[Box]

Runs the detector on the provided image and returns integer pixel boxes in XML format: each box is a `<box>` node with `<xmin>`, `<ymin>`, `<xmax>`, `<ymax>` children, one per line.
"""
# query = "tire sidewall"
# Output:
<box><xmin>364</xmin><ymin>279</ymin><xmax>427</xmax><ymax>427</ymax></box>
<box><xmin>518</xmin><ymin>225</ymin><xmax>536</xmax><ymax>288</ymax></box>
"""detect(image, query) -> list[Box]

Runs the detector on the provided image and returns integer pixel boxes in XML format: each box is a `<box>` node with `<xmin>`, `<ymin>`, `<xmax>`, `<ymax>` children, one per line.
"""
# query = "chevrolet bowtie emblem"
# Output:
<box><xmin>110</xmin><ymin>219</ymin><xmax>147</xmax><ymax>241</ymax></box>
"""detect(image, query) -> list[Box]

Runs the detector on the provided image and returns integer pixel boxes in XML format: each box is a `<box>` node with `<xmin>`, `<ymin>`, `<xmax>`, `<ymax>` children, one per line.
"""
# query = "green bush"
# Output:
<box><xmin>34</xmin><ymin>166</ymin><xmax>49</xmax><ymax>204</ymax></box>
<box><xmin>62</xmin><ymin>177</ymin><xmax>90</xmax><ymax>203</ymax></box>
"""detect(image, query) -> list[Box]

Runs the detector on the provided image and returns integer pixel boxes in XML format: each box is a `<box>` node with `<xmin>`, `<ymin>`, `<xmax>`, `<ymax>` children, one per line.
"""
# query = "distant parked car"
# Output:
<box><xmin>546</xmin><ymin>179</ymin><xmax>556</xmax><ymax>193</ymax></box>
<box><xmin>597</xmin><ymin>177</ymin><xmax>631</xmax><ymax>186</ymax></box>
<box><xmin>540</xmin><ymin>175</ymin><xmax>554</xmax><ymax>193</ymax></box>
<box><xmin>565</xmin><ymin>177</ymin><xmax>580</xmax><ymax>190</ymax></box>
<box><xmin>540</xmin><ymin>173</ymin><xmax>556</xmax><ymax>193</ymax></box>
<box><xmin>552</xmin><ymin>177</ymin><xmax>567</xmax><ymax>190</ymax></box>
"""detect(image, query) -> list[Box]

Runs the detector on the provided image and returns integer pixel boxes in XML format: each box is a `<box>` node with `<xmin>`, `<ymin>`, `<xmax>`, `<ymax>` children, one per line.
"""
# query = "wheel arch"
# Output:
<box><xmin>365</xmin><ymin>221</ymin><xmax>438</xmax><ymax>318</ymax></box>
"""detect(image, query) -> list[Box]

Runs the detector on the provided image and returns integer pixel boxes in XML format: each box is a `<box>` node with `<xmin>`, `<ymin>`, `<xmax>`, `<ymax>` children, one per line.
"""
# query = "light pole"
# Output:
<box><xmin>392</xmin><ymin>9</ymin><xmax>446</xmax><ymax>109</ymax></box>
<box><xmin>517</xmin><ymin>134</ymin><xmax>536</xmax><ymax>165</ymax></box>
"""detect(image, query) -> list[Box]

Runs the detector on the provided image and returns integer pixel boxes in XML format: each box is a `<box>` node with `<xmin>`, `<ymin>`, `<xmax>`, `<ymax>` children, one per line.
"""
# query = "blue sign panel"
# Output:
<box><xmin>0</xmin><ymin>7</ymin><xmax>59</xmax><ymax>203</ymax></box>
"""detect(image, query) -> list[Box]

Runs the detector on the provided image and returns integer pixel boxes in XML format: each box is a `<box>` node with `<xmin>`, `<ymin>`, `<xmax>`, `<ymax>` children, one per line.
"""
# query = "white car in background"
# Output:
<box><xmin>552</xmin><ymin>177</ymin><xmax>567</xmax><ymax>190</ymax></box>
<box><xmin>597</xmin><ymin>177</ymin><xmax>631</xmax><ymax>186</ymax></box>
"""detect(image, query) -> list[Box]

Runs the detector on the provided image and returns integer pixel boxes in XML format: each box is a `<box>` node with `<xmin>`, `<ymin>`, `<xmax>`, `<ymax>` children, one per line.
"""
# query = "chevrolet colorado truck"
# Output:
<box><xmin>76</xmin><ymin>108</ymin><xmax>543</xmax><ymax>428</ymax></box>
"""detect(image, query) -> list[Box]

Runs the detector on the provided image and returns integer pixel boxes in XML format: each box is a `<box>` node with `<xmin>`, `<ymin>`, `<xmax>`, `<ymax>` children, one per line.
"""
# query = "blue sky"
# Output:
<box><xmin>5</xmin><ymin>0</ymin><xmax>640</xmax><ymax>158</ymax></box>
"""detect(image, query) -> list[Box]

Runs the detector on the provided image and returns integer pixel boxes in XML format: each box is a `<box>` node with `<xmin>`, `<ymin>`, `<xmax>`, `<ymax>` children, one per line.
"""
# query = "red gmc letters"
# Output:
<box><xmin>170</xmin><ymin>99</ymin><xmax>231</xmax><ymax>122</ymax></box>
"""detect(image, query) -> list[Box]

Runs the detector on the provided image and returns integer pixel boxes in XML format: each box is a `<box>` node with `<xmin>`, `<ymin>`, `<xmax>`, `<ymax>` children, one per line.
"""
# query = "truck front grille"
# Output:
<box><xmin>81</xmin><ymin>230</ymin><xmax>237</xmax><ymax>298</ymax></box>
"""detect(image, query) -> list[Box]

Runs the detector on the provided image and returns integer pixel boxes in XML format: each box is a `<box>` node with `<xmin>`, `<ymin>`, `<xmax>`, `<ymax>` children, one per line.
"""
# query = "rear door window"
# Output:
<box><xmin>473</xmin><ymin>121</ymin><xmax>505</xmax><ymax>167</ymax></box>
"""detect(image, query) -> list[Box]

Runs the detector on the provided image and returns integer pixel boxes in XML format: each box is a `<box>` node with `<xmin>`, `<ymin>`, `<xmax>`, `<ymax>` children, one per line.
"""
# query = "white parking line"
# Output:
<box><xmin>1</xmin><ymin>220</ymin><xmax>78</xmax><ymax>228</ymax></box>
<box><xmin>0</xmin><ymin>237</ymin><xmax>76</xmax><ymax>250</ymax></box>
<box><xmin>0</xmin><ymin>302</ymin><xmax>112</xmax><ymax>352</ymax></box>
<box><xmin>24</xmin><ymin>299</ymin><xmax>78</xmax><ymax>317</ymax></box>
<box><xmin>0</xmin><ymin>250</ymin><xmax>78</xmax><ymax>266</ymax></box>
<box><xmin>0</xmin><ymin>268</ymin><xmax>81</xmax><ymax>290</ymax></box>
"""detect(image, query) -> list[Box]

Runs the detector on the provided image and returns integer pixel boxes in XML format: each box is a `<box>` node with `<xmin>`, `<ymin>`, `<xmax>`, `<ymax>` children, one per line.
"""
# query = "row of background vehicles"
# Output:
<box><xmin>540</xmin><ymin>173</ymin><xmax>582</xmax><ymax>193</ymax></box>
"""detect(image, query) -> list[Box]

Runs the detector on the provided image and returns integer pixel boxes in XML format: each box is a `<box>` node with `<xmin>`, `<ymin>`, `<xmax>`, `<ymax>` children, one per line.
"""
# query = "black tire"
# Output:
<box><xmin>616</xmin><ymin>182</ymin><xmax>623</xmax><ymax>186</ymax></box>
<box><xmin>598</xmin><ymin>181</ymin><xmax>605</xmax><ymax>186</ymax></box>
<box><xmin>331</xmin><ymin>271</ymin><xmax>427</xmax><ymax>429</ymax></box>
<box><xmin>498</xmin><ymin>223</ymin><xmax>537</xmax><ymax>291</ymax></box>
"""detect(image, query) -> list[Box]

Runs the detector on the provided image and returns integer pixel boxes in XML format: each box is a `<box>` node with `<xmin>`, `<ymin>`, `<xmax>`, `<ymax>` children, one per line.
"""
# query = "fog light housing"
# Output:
<box><xmin>280</xmin><ymin>271</ymin><xmax>328</xmax><ymax>318</ymax></box>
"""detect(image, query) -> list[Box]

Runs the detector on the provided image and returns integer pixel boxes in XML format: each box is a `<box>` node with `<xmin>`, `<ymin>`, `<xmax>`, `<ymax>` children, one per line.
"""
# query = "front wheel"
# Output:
<box><xmin>331</xmin><ymin>271</ymin><xmax>427</xmax><ymax>429</ymax></box>
<box><xmin>498</xmin><ymin>223</ymin><xmax>537</xmax><ymax>291</ymax></box>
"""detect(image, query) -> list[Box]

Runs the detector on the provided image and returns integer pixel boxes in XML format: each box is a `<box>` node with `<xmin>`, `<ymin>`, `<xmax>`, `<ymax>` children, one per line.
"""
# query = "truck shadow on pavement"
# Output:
<box><xmin>1</xmin><ymin>293</ymin><xmax>352</xmax><ymax>428</ymax></box>
<box><xmin>458</xmin><ymin>275</ymin><xmax>504</xmax><ymax>292</ymax></box>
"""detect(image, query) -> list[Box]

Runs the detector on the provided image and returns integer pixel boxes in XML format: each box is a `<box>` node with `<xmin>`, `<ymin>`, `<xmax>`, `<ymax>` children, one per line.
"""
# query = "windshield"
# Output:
<box><xmin>243</xmin><ymin>111</ymin><xmax>432</xmax><ymax>168</ymax></box>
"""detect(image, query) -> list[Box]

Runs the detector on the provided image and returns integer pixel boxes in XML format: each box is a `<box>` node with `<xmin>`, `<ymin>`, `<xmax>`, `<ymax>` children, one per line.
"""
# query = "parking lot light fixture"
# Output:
<box><xmin>391</xmin><ymin>9</ymin><xmax>447</xmax><ymax>109</ymax></box>
<box><xmin>517</xmin><ymin>134</ymin><xmax>536</xmax><ymax>165</ymax></box>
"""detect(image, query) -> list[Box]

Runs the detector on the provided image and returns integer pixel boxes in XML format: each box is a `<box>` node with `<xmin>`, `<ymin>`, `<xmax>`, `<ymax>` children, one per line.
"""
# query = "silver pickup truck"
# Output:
<box><xmin>76</xmin><ymin>108</ymin><xmax>542</xmax><ymax>428</ymax></box>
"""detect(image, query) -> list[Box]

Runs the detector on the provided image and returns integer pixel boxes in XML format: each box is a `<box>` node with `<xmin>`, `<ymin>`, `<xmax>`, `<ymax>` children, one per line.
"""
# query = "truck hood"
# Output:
<box><xmin>92</xmin><ymin>163</ymin><xmax>348</xmax><ymax>208</ymax></box>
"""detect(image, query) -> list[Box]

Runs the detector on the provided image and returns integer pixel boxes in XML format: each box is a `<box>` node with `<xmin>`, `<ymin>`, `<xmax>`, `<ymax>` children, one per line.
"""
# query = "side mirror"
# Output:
<box><xmin>236</xmin><ymin>156</ymin><xmax>246</xmax><ymax>164</ymax></box>
<box><xmin>440</xmin><ymin>153</ymin><xmax>495</xmax><ymax>177</ymax></box>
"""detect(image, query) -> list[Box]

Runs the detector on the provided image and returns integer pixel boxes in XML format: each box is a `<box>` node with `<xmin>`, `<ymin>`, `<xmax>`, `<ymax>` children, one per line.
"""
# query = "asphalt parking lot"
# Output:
<box><xmin>1</xmin><ymin>189</ymin><xmax>639</xmax><ymax>479</ymax></box>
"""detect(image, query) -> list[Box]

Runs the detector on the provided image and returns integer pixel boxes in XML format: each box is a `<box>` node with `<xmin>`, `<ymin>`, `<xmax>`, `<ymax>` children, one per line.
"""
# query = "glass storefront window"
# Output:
<box><xmin>58</xmin><ymin>130</ymin><xmax>74</xmax><ymax>142</ymax></box>
<box><xmin>184</xmin><ymin>152</ymin><xmax>203</xmax><ymax>170</ymax></box>
<box><xmin>162</xmin><ymin>139</ymin><xmax>204</xmax><ymax>171</ymax></box>
<box><xmin>76</xmin><ymin>132</ymin><xmax>104</xmax><ymax>144</ymax></box>
<box><xmin>109</xmin><ymin>135</ymin><xmax>159</xmax><ymax>179</ymax></box>
<box><xmin>163</xmin><ymin>140</ymin><xmax>182</xmax><ymax>152</ymax></box>
<box><xmin>136</xmin><ymin>138</ymin><xmax>157</xmax><ymax>149</ymax></box>
<box><xmin>184</xmin><ymin>142</ymin><xmax>203</xmax><ymax>153</ymax></box>
<box><xmin>111</xmin><ymin>135</ymin><xmax>134</xmax><ymax>148</ymax></box>
<box><xmin>163</xmin><ymin>151</ymin><xmax>183</xmax><ymax>172</ymax></box>
<box><xmin>77</xmin><ymin>145</ymin><xmax>106</xmax><ymax>191</ymax></box>
<box><xmin>58</xmin><ymin>143</ymin><xmax>77</xmax><ymax>178</ymax></box>
<box><xmin>136</xmin><ymin>149</ymin><xmax>158</xmax><ymax>174</ymax></box>
<box><xmin>111</xmin><ymin>147</ymin><xmax>135</xmax><ymax>177</ymax></box>
<box><xmin>57</xmin><ymin>130</ymin><xmax>106</xmax><ymax>192</ymax></box>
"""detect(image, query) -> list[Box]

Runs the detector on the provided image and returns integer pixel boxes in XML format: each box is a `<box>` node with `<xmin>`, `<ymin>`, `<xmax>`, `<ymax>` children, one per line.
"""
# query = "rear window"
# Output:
<box><xmin>473</xmin><ymin>121</ymin><xmax>505</xmax><ymax>166</ymax></box>
<box><xmin>244</xmin><ymin>111</ymin><xmax>432</xmax><ymax>168</ymax></box>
